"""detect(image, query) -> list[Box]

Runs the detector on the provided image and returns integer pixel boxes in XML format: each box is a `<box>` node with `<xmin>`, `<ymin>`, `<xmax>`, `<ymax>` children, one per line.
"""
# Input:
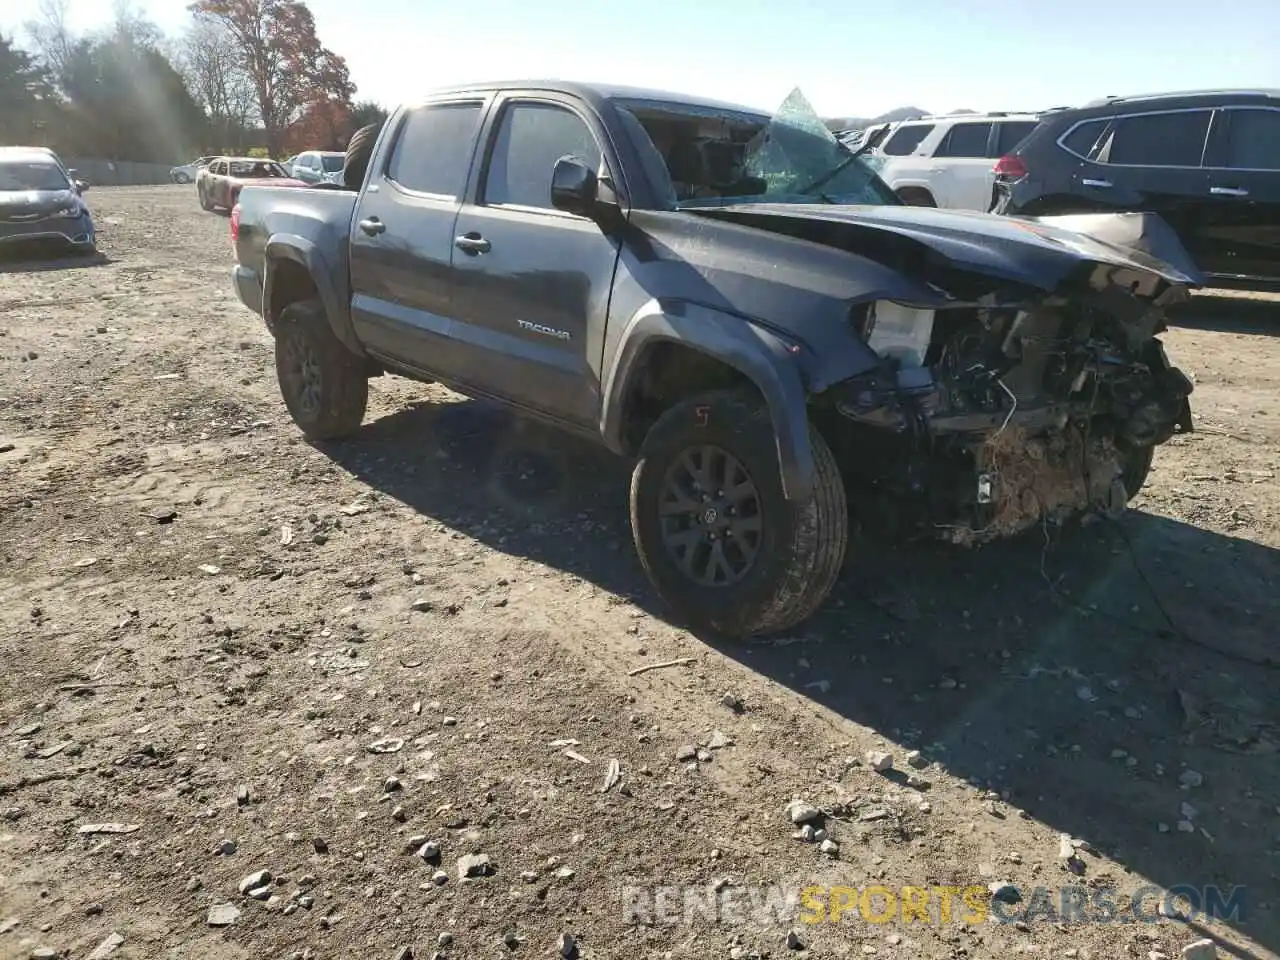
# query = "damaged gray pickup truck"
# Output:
<box><xmin>229</xmin><ymin>81</ymin><xmax>1199</xmax><ymax>638</ymax></box>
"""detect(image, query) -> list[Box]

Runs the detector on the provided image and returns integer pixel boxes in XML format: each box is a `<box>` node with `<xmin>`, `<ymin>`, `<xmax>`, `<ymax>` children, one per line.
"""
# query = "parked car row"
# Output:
<box><xmin>843</xmin><ymin>88</ymin><xmax>1280</xmax><ymax>286</ymax></box>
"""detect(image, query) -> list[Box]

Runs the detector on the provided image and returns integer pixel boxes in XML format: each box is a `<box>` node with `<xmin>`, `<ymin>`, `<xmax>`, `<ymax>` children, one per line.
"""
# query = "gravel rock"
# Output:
<box><xmin>819</xmin><ymin>838</ymin><xmax>840</xmax><ymax>857</ymax></box>
<box><xmin>558</xmin><ymin>932</ymin><xmax>578</xmax><ymax>958</ymax></box>
<box><xmin>238</xmin><ymin>870</ymin><xmax>272</xmax><ymax>894</ymax></box>
<box><xmin>785</xmin><ymin>929</ymin><xmax>805</xmax><ymax>950</ymax></box>
<box><xmin>437</xmin><ymin>933</ymin><xmax>454</xmax><ymax>947</ymax></box>
<box><xmin>785</xmin><ymin>799</ymin><xmax>821</xmax><ymax>825</ymax></box>
<box><xmin>676</xmin><ymin>744</ymin><xmax>697</xmax><ymax>762</ymax></box>
<box><xmin>383</xmin><ymin>776</ymin><xmax>403</xmax><ymax>793</ymax></box>
<box><xmin>416</xmin><ymin>840</ymin><xmax>441</xmax><ymax>860</ymax></box>
<box><xmin>431</xmin><ymin>870</ymin><xmax>449</xmax><ymax>886</ymax></box>
<box><xmin>865</xmin><ymin>750</ymin><xmax>893</xmax><ymax>772</ymax></box>
<box><xmin>1178</xmin><ymin>770</ymin><xmax>1204</xmax><ymax>789</ymax></box>
<box><xmin>905</xmin><ymin>750</ymin><xmax>927</xmax><ymax>769</ymax></box>
<box><xmin>1179</xmin><ymin>940</ymin><xmax>1217</xmax><ymax>960</ymax></box>
<box><xmin>216</xmin><ymin>839</ymin><xmax>237</xmax><ymax>856</ymax></box>
<box><xmin>207</xmin><ymin>902</ymin><xmax>240</xmax><ymax>926</ymax></box>
<box><xmin>86</xmin><ymin>933</ymin><xmax>125</xmax><ymax>959</ymax></box>
<box><xmin>792</xmin><ymin>825</ymin><xmax>817</xmax><ymax>842</ymax></box>
<box><xmin>457</xmin><ymin>853</ymin><xmax>492</xmax><ymax>879</ymax></box>
<box><xmin>706</xmin><ymin>730</ymin><xmax>734</xmax><ymax>750</ymax></box>
<box><xmin>30</xmin><ymin>950</ymin><xmax>58</xmax><ymax>960</ymax></box>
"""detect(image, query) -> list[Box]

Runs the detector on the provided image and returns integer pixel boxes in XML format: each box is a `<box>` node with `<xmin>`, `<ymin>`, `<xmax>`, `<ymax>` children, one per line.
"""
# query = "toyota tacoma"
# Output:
<box><xmin>228</xmin><ymin>81</ymin><xmax>1199</xmax><ymax>638</ymax></box>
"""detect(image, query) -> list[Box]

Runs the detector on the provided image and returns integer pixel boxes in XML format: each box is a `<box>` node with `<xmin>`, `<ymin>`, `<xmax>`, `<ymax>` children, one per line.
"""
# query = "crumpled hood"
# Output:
<box><xmin>688</xmin><ymin>202</ymin><xmax>1204</xmax><ymax>292</ymax></box>
<box><xmin>0</xmin><ymin>188</ymin><xmax>80</xmax><ymax>219</ymax></box>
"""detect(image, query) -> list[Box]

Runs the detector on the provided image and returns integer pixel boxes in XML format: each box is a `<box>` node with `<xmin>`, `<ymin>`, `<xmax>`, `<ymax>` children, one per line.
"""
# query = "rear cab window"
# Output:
<box><xmin>882</xmin><ymin>124</ymin><xmax>934</xmax><ymax>156</ymax></box>
<box><xmin>385</xmin><ymin>101</ymin><xmax>485</xmax><ymax>197</ymax></box>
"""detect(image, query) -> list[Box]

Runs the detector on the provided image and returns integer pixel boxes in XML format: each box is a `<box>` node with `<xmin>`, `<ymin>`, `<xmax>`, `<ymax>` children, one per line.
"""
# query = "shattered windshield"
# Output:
<box><xmin>616</xmin><ymin>87</ymin><xmax>897</xmax><ymax>210</ymax></box>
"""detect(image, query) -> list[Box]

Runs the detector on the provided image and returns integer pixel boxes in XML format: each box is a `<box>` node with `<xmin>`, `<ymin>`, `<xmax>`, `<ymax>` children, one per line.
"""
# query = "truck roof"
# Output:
<box><xmin>420</xmin><ymin>79</ymin><xmax>768</xmax><ymax>118</ymax></box>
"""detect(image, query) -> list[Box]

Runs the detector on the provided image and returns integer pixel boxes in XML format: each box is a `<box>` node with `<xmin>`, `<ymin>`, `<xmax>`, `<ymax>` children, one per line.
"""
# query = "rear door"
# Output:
<box><xmin>927</xmin><ymin>120</ymin><xmax>994</xmax><ymax>209</ymax></box>
<box><xmin>348</xmin><ymin>97</ymin><xmax>489</xmax><ymax>374</ymax></box>
<box><xmin>1198</xmin><ymin>106</ymin><xmax>1280</xmax><ymax>282</ymax></box>
<box><xmin>447</xmin><ymin>92</ymin><xmax>624</xmax><ymax>427</ymax></box>
<box><xmin>1069</xmin><ymin>108</ymin><xmax>1215</xmax><ymax>265</ymax></box>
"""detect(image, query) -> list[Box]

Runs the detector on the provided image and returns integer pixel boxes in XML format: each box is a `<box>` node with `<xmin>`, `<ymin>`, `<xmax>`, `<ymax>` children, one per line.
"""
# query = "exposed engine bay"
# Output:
<box><xmin>821</xmin><ymin>291</ymin><xmax>1194</xmax><ymax>543</ymax></box>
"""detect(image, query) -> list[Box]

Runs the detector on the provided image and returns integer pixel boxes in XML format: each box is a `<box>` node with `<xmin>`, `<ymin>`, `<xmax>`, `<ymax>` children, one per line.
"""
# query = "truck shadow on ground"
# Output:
<box><xmin>328</xmin><ymin>397</ymin><xmax>1280</xmax><ymax>957</ymax></box>
<box><xmin>1170</xmin><ymin>293</ymin><xmax>1280</xmax><ymax>336</ymax></box>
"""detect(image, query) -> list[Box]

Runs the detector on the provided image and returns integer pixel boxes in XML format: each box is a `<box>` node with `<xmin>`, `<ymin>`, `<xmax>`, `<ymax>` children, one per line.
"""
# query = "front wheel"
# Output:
<box><xmin>629</xmin><ymin>389</ymin><xmax>848</xmax><ymax>638</ymax></box>
<box><xmin>1118</xmin><ymin>442</ymin><xmax>1155</xmax><ymax>501</ymax></box>
<box><xmin>274</xmin><ymin>299</ymin><xmax>369</xmax><ymax>440</ymax></box>
<box><xmin>198</xmin><ymin>185</ymin><xmax>213</xmax><ymax>211</ymax></box>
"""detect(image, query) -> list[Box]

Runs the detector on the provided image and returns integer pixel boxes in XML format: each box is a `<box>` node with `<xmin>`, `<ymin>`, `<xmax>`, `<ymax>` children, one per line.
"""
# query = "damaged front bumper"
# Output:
<box><xmin>822</xmin><ymin>229</ymin><xmax>1196</xmax><ymax>542</ymax></box>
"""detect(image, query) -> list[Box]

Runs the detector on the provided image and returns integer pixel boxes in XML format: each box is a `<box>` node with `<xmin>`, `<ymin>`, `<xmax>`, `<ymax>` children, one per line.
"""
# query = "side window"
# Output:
<box><xmin>995</xmin><ymin>121</ymin><xmax>1039</xmax><ymax>155</ymax></box>
<box><xmin>882</xmin><ymin>124</ymin><xmax>934</xmax><ymax>156</ymax></box>
<box><xmin>934</xmin><ymin>122</ymin><xmax>993</xmax><ymax>158</ymax></box>
<box><xmin>385</xmin><ymin>101</ymin><xmax>484</xmax><ymax>197</ymax></box>
<box><xmin>1101</xmin><ymin>110</ymin><xmax>1212</xmax><ymax>166</ymax></box>
<box><xmin>483</xmin><ymin>101</ymin><xmax>602</xmax><ymax>210</ymax></box>
<box><xmin>1061</xmin><ymin>119</ymin><xmax>1108</xmax><ymax>159</ymax></box>
<box><xmin>1223</xmin><ymin>108</ymin><xmax>1280</xmax><ymax>170</ymax></box>
<box><xmin>864</xmin><ymin>125</ymin><xmax>892</xmax><ymax>150</ymax></box>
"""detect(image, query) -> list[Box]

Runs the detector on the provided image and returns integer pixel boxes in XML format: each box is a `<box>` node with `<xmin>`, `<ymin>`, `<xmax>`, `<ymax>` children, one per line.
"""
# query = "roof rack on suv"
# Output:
<box><xmin>1083</xmin><ymin>88</ymin><xmax>1280</xmax><ymax>107</ymax></box>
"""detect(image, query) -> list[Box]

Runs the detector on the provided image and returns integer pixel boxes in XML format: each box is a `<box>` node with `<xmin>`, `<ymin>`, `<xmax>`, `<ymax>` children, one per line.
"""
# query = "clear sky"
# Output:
<box><xmin>4</xmin><ymin>0</ymin><xmax>1278</xmax><ymax>118</ymax></box>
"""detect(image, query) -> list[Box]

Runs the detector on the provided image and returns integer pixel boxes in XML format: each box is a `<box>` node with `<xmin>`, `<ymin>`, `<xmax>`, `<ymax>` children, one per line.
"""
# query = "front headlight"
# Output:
<box><xmin>52</xmin><ymin>205</ymin><xmax>81</xmax><ymax>219</ymax></box>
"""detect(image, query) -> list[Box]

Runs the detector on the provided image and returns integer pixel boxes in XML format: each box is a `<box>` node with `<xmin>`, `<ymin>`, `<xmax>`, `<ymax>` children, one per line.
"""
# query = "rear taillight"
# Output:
<box><xmin>993</xmin><ymin>154</ymin><xmax>1028</xmax><ymax>179</ymax></box>
<box><xmin>230</xmin><ymin>203</ymin><xmax>241</xmax><ymax>250</ymax></box>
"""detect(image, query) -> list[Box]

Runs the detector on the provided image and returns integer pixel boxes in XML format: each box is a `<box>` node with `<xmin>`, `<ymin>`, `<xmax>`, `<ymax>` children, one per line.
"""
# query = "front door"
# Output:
<box><xmin>348</xmin><ymin>98</ymin><xmax>488</xmax><ymax>375</ymax></box>
<box><xmin>448</xmin><ymin>95</ymin><xmax>623</xmax><ymax>427</ymax></box>
<box><xmin>1198</xmin><ymin>106</ymin><xmax>1280</xmax><ymax>282</ymax></box>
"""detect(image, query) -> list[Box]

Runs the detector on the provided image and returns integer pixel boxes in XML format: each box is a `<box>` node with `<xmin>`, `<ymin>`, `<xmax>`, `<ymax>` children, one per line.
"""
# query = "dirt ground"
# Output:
<box><xmin>1</xmin><ymin>186</ymin><xmax>1277</xmax><ymax>960</ymax></box>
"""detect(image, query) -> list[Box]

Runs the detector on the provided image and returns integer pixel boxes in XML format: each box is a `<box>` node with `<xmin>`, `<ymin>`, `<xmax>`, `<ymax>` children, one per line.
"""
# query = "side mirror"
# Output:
<box><xmin>550</xmin><ymin>156</ymin><xmax>598</xmax><ymax>218</ymax></box>
<box><xmin>74</xmin><ymin>179</ymin><xmax>89</xmax><ymax>194</ymax></box>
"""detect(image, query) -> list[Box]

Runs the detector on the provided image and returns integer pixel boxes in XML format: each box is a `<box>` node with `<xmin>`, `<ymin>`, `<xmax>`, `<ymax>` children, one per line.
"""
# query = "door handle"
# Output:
<box><xmin>454</xmin><ymin>233</ymin><xmax>491</xmax><ymax>254</ymax></box>
<box><xmin>1210</xmin><ymin>186</ymin><xmax>1249</xmax><ymax>197</ymax></box>
<box><xmin>358</xmin><ymin>217</ymin><xmax>385</xmax><ymax>236</ymax></box>
<box><xmin>1081</xmin><ymin>178</ymin><xmax>1112</xmax><ymax>188</ymax></box>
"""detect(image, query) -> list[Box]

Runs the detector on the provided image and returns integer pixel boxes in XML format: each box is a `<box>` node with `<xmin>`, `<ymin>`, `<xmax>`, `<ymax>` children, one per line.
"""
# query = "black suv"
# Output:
<box><xmin>991</xmin><ymin>89</ymin><xmax>1280</xmax><ymax>286</ymax></box>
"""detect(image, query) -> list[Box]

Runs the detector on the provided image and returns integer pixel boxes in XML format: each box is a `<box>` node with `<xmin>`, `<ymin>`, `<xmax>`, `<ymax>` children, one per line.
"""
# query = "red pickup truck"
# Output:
<box><xmin>197</xmin><ymin>157</ymin><xmax>306</xmax><ymax>213</ymax></box>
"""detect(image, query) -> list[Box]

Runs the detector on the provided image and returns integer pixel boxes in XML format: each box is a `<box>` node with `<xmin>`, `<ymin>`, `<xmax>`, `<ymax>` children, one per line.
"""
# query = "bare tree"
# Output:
<box><xmin>180</xmin><ymin>15</ymin><xmax>256</xmax><ymax>151</ymax></box>
<box><xmin>189</xmin><ymin>0</ymin><xmax>354</xmax><ymax>157</ymax></box>
<box><xmin>23</xmin><ymin>0</ymin><xmax>75</xmax><ymax>85</ymax></box>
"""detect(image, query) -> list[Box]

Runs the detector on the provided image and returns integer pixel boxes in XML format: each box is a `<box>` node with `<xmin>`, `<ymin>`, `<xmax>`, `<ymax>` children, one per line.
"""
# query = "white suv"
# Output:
<box><xmin>859</xmin><ymin>113</ymin><xmax>1041</xmax><ymax>211</ymax></box>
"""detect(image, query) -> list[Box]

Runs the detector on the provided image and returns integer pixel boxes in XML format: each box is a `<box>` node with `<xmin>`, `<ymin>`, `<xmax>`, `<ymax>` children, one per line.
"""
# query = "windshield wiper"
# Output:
<box><xmin>795</xmin><ymin>138</ymin><xmax>876</xmax><ymax>198</ymax></box>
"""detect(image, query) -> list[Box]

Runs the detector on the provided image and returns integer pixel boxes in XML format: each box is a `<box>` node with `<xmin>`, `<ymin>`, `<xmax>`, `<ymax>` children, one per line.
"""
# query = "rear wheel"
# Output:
<box><xmin>198</xmin><ymin>184</ymin><xmax>213</xmax><ymax>211</ymax></box>
<box><xmin>629</xmin><ymin>389</ymin><xmax>848</xmax><ymax>638</ymax></box>
<box><xmin>274</xmin><ymin>299</ymin><xmax>368</xmax><ymax>440</ymax></box>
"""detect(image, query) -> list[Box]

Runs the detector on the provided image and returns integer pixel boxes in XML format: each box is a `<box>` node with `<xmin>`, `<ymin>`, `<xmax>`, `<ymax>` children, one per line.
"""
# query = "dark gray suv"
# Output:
<box><xmin>991</xmin><ymin>89</ymin><xmax>1280</xmax><ymax>287</ymax></box>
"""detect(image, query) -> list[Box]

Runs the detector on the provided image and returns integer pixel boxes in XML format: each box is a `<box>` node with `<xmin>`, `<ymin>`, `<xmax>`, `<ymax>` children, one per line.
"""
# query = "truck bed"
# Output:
<box><xmin>232</xmin><ymin>184</ymin><xmax>358</xmax><ymax>326</ymax></box>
